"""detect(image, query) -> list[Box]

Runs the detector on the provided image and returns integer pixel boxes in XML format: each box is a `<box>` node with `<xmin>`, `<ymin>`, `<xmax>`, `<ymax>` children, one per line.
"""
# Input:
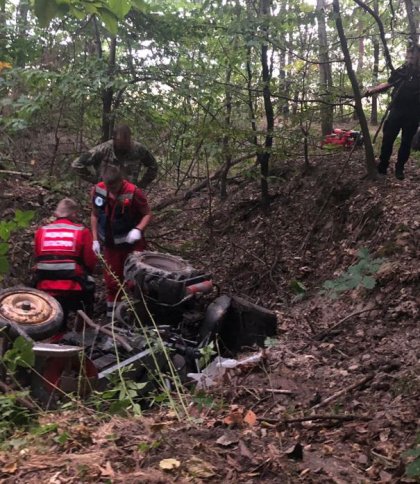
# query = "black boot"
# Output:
<box><xmin>377</xmin><ymin>160</ymin><xmax>388</xmax><ymax>175</ymax></box>
<box><xmin>395</xmin><ymin>163</ymin><xmax>405</xmax><ymax>180</ymax></box>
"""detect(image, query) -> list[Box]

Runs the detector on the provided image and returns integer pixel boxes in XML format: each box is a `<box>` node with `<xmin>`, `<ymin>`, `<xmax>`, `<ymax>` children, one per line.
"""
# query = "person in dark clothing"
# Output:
<box><xmin>365</xmin><ymin>45</ymin><xmax>420</xmax><ymax>180</ymax></box>
<box><xmin>72</xmin><ymin>125</ymin><xmax>158</xmax><ymax>188</ymax></box>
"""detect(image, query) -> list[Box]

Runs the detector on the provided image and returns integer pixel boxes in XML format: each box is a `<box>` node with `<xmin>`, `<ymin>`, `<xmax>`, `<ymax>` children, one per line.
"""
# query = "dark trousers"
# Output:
<box><xmin>54</xmin><ymin>289</ymin><xmax>95</xmax><ymax>327</ymax></box>
<box><xmin>380</xmin><ymin>110</ymin><xmax>419</xmax><ymax>168</ymax></box>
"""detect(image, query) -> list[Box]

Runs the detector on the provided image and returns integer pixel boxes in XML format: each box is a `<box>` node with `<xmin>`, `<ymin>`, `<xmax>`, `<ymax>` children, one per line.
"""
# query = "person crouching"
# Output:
<box><xmin>34</xmin><ymin>198</ymin><xmax>97</xmax><ymax>327</ymax></box>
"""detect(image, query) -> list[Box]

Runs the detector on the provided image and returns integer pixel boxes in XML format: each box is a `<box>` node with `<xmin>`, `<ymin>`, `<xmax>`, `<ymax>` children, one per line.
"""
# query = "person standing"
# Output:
<box><xmin>91</xmin><ymin>164</ymin><xmax>152</xmax><ymax>320</ymax></box>
<box><xmin>72</xmin><ymin>124</ymin><xmax>158</xmax><ymax>188</ymax></box>
<box><xmin>365</xmin><ymin>44</ymin><xmax>420</xmax><ymax>180</ymax></box>
<box><xmin>34</xmin><ymin>198</ymin><xmax>97</xmax><ymax>325</ymax></box>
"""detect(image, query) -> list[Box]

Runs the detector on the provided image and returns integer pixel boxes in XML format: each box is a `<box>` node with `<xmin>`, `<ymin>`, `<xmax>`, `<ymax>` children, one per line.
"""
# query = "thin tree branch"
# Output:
<box><xmin>352</xmin><ymin>0</ymin><xmax>394</xmax><ymax>72</ymax></box>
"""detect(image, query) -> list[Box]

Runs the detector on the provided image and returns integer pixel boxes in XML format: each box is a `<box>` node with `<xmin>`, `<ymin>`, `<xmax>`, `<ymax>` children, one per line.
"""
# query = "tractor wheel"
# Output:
<box><xmin>0</xmin><ymin>287</ymin><xmax>64</xmax><ymax>341</ymax></box>
<box><xmin>124</xmin><ymin>251</ymin><xmax>197</xmax><ymax>282</ymax></box>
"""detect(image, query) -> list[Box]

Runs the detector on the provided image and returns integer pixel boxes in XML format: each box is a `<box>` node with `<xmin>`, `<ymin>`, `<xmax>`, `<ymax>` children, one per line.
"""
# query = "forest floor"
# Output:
<box><xmin>0</xmin><ymin>150</ymin><xmax>419</xmax><ymax>483</ymax></box>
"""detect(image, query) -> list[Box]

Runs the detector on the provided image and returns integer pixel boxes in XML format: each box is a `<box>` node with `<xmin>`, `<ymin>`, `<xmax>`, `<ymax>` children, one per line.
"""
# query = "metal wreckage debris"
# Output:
<box><xmin>0</xmin><ymin>252</ymin><xmax>276</xmax><ymax>407</ymax></box>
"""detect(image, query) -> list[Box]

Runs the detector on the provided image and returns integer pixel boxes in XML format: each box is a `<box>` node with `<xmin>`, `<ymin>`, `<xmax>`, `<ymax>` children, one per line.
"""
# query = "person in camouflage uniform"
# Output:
<box><xmin>72</xmin><ymin>125</ymin><xmax>158</xmax><ymax>188</ymax></box>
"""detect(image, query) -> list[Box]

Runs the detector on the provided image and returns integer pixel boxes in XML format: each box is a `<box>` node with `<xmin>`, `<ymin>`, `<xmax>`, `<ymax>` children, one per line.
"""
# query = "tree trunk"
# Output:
<box><xmin>220</xmin><ymin>66</ymin><xmax>233</xmax><ymax>200</ymax></box>
<box><xmin>404</xmin><ymin>0</ymin><xmax>419</xmax><ymax>44</ymax></box>
<box><xmin>278</xmin><ymin>1</ymin><xmax>289</xmax><ymax>116</ymax></box>
<box><xmin>259</xmin><ymin>0</ymin><xmax>274</xmax><ymax>212</ymax></box>
<box><xmin>15</xmin><ymin>0</ymin><xmax>29</xmax><ymax>67</ymax></box>
<box><xmin>102</xmin><ymin>36</ymin><xmax>117</xmax><ymax>142</ymax></box>
<box><xmin>352</xmin><ymin>0</ymin><xmax>394</xmax><ymax>72</ymax></box>
<box><xmin>246</xmin><ymin>45</ymin><xmax>258</xmax><ymax>147</ymax></box>
<box><xmin>316</xmin><ymin>0</ymin><xmax>333</xmax><ymax>135</ymax></box>
<box><xmin>370</xmin><ymin>0</ymin><xmax>379</xmax><ymax>125</ymax></box>
<box><xmin>333</xmin><ymin>0</ymin><xmax>376</xmax><ymax>179</ymax></box>
<box><xmin>0</xmin><ymin>0</ymin><xmax>7</xmax><ymax>59</ymax></box>
<box><xmin>353</xmin><ymin>26</ymin><xmax>364</xmax><ymax>120</ymax></box>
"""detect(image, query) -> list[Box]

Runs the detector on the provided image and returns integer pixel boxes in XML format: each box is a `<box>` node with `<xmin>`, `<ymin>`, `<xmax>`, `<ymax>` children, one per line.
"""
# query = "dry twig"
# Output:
<box><xmin>311</xmin><ymin>373</ymin><xmax>374</xmax><ymax>410</ymax></box>
<box><xmin>314</xmin><ymin>307</ymin><xmax>376</xmax><ymax>341</ymax></box>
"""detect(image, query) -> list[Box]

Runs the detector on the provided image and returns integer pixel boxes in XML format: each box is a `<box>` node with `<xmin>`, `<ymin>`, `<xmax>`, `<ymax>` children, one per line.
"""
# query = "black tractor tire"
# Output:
<box><xmin>124</xmin><ymin>251</ymin><xmax>198</xmax><ymax>282</ymax></box>
<box><xmin>0</xmin><ymin>287</ymin><xmax>64</xmax><ymax>341</ymax></box>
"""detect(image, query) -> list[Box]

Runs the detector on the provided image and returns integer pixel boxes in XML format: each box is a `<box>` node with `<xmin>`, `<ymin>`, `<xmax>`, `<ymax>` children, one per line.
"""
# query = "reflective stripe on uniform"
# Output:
<box><xmin>43</xmin><ymin>231</ymin><xmax>75</xmax><ymax>238</ymax></box>
<box><xmin>95</xmin><ymin>186</ymin><xmax>107</xmax><ymax>196</ymax></box>
<box><xmin>36</xmin><ymin>262</ymin><xmax>77</xmax><ymax>271</ymax></box>
<box><xmin>43</xmin><ymin>223</ymin><xmax>84</xmax><ymax>231</ymax></box>
<box><xmin>43</xmin><ymin>240</ymin><xmax>74</xmax><ymax>248</ymax></box>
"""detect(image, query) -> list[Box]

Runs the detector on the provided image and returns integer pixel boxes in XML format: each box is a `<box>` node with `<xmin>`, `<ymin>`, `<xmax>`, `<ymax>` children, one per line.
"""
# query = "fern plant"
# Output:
<box><xmin>321</xmin><ymin>248</ymin><xmax>384</xmax><ymax>299</ymax></box>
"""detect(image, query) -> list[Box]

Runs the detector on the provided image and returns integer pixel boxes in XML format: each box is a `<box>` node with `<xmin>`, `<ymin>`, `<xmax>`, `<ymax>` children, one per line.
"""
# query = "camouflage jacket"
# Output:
<box><xmin>72</xmin><ymin>140</ymin><xmax>158</xmax><ymax>188</ymax></box>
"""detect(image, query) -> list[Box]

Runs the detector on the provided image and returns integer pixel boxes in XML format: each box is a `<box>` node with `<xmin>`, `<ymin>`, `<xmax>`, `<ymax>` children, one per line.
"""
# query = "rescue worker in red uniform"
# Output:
<box><xmin>90</xmin><ymin>164</ymin><xmax>152</xmax><ymax>319</ymax></box>
<box><xmin>34</xmin><ymin>198</ymin><xmax>97</xmax><ymax>325</ymax></box>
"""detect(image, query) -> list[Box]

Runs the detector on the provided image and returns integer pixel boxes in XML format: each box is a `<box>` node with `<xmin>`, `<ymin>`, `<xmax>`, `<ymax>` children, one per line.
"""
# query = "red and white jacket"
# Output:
<box><xmin>34</xmin><ymin>218</ymin><xmax>97</xmax><ymax>295</ymax></box>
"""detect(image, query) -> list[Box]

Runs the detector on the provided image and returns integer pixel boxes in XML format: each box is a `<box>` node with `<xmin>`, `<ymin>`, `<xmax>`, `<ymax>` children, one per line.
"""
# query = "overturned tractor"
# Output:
<box><xmin>0</xmin><ymin>251</ymin><xmax>276</xmax><ymax>406</ymax></box>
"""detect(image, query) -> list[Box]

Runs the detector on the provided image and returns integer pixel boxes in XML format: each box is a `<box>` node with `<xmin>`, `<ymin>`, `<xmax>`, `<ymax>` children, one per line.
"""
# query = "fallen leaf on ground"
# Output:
<box><xmin>224</xmin><ymin>411</ymin><xmax>243</xmax><ymax>427</ymax></box>
<box><xmin>92</xmin><ymin>422</ymin><xmax>116</xmax><ymax>445</ymax></box>
<box><xmin>66</xmin><ymin>452</ymin><xmax>104</xmax><ymax>465</ymax></box>
<box><xmin>99</xmin><ymin>461</ymin><xmax>115</xmax><ymax>478</ymax></box>
<box><xmin>284</xmin><ymin>443</ymin><xmax>303</xmax><ymax>461</ymax></box>
<box><xmin>186</xmin><ymin>456</ymin><xmax>215</xmax><ymax>478</ymax></box>
<box><xmin>244</xmin><ymin>410</ymin><xmax>257</xmax><ymax>426</ymax></box>
<box><xmin>48</xmin><ymin>471</ymin><xmax>62</xmax><ymax>484</ymax></box>
<box><xmin>238</xmin><ymin>440</ymin><xmax>253</xmax><ymax>460</ymax></box>
<box><xmin>159</xmin><ymin>458</ymin><xmax>181</xmax><ymax>471</ymax></box>
<box><xmin>216</xmin><ymin>435</ymin><xmax>239</xmax><ymax>447</ymax></box>
<box><xmin>1</xmin><ymin>461</ymin><xmax>17</xmax><ymax>474</ymax></box>
<box><xmin>150</xmin><ymin>421</ymin><xmax>174</xmax><ymax>432</ymax></box>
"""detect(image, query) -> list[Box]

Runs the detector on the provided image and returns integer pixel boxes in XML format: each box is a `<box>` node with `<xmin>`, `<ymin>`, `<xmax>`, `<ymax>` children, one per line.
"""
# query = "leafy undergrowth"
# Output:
<box><xmin>0</xmin><ymin>152</ymin><xmax>419</xmax><ymax>482</ymax></box>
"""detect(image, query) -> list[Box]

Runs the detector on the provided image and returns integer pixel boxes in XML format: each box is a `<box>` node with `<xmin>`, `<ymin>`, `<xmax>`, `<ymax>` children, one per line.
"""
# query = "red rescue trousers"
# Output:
<box><xmin>103</xmin><ymin>240</ymin><xmax>145</xmax><ymax>318</ymax></box>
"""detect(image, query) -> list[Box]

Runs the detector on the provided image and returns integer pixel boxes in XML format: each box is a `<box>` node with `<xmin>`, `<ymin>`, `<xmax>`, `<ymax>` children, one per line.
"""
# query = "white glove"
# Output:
<box><xmin>126</xmin><ymin>228</ymin><xmax>142</xmax><ymax>244</ymax></box>
<box><xmin>92</xmin><ymin>240</ymin><xmax>101</xmax><ymax>254</ymax></box>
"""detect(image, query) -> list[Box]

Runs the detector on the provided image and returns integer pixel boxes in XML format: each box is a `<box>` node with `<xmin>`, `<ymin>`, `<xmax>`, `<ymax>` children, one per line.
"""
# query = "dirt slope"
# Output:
<box><xmin>0</xmin><ymin>152</ymin><xmax>419</xmax><ymax>482</ymax></box>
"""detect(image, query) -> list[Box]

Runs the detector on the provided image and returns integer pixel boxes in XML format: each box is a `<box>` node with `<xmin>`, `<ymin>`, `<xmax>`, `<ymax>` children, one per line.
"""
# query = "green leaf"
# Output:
<box><xmin>0</xmin><ymin>223</ymin><xmax>11</xmax><ymax>242</ymax></box>
<box><xmin>289</xmin><ymin>279</ymin><xmax>306</xmax><ymax>294</ymax></box>
<box><xmin>55</xmin><ymin>431</ymin><xmax>70</xmax><ymax>445</ymax></box>
<box><xmin>299</xmin><ymin>3</ymin><xmax>314</xmax><ymax>13</ymax></box>
<box><xmin>109</xmin><ymin>399</ymin><xmax>130</xmax><ymax>414</ymax></box>
<box><xmin>83</xmin><ymin>3</ymin><xmax>101</xmax><ymax>15</ymax></box>
<box><xmin>107</xmin><ymin>0</ymin><xmax>131</xmax><ymax>19</ymax></box>
<box><xmin>0</xmin><ymin>243</ymin><xmax>8</xmax><ymax>256</ymax></box>
<box><xmin>0</xmin><ymin>256</ymin><xmax>9</xmax><ymax>274</ymax></box>
<box><xmin>5</xmin><ymin>337</ymin><xmax>35</xmax><ymax>370</ymax></box>
<box><xmin>34</xmin><ymin>0</ymin><xmax>61</xmax><ymax>27</ymax></box>
<box><xmin>31</xmin><ymin>423</ymin><xmax>58</xmax><ymax>436</ymax></box>
<box><xmin>403</xmin><ymin>448</ymin><xmax>420</xmax><ymax>458</ymax></box>
<box><xmin>14</xmin><ymin>210</ymin><xmax>35</xmax><ymax>228</ymax></box>
<box><xmin>68</xmin><ymin>6</ymin><xmax>86</xmax><ymax>19</ymax></box>
<box><xmin>131</xmin><ymin>0</ymin><xmax>146</xmax><ymax>10</ymax></box>
<box><xmin>14</xmin><ymin>337</ymin><xmax>35</xmax><ymax>367</ymax></box>
<box><xmin>361</xmin><ymin>276</ymin><xmax>376</xmax><ymax>290</ymax></box>
<box><xmin>357</xmin><ymin>247</ymin><xmax>370</xmax><ymax>259</ymax></box>
<box><xmin>98</xmin><ymin>8</ymin><xmax>119</xmax><ymax>34</ymax></box>
<box><xmin>406</xmin><ymin>458</ymin><xmax>420</xmax><ymax>477</ymax></box>
<box><xmin>131</xmin><ymin>402</ymin><xmax>142</xmax><ymax>415</ymax></box>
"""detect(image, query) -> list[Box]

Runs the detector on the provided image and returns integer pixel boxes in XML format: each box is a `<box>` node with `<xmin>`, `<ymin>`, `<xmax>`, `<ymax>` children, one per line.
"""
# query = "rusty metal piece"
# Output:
<box><xmin>33</xmin><ymin>342</ymin><xmax>83</xmax><ymax>358</ymax></box>
<box><xmin>0</xmin><ymin>293</ymin><xmax>54</xmax><ymax>326</ymax></box>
